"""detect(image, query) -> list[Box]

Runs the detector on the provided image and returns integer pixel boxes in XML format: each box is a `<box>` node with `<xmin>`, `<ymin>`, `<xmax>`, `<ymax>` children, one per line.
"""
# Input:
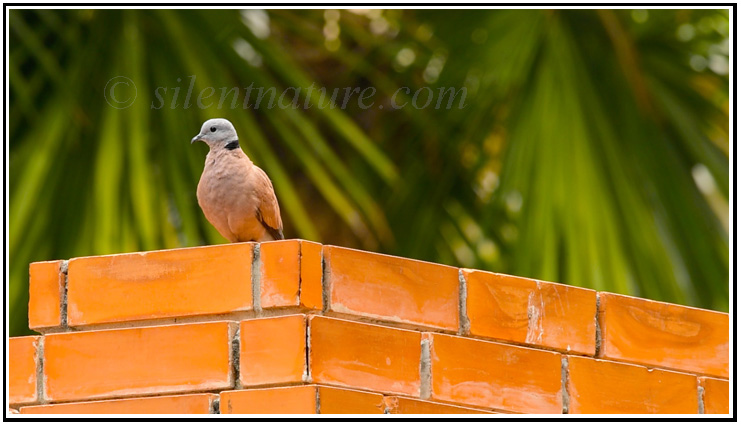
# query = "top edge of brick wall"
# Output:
<box><xmin>64</xmin><ymin>243</ymin><xmax>256</xmax><ymax>327</ymax></box>
<box><xmin>463</xmin><ymin>269</ymin><xmax>598</xmax><ymax>355</ymax></box>
<box><xmin>596</xmin><ymin>290</ymin><xmax>728</xmax><ymax>316</ymax></box>
<box><xmin>67</xmin><ymin>241</ymin><xmax>257</xmax><ymax>261</ymax></box>
<box><xmin>27</xmin><ymin>240</ymin><xmax>728</xmax><ymax>377</ymax></box>
<box><xmin>323</xmin><ymin>244</ymin><xmax>460</xmax><ymax>331</ymax></box>
<box><xmin>598</xmin><ymin>292</ymin><xmax>729</xmax><ymax>378</ymax></box>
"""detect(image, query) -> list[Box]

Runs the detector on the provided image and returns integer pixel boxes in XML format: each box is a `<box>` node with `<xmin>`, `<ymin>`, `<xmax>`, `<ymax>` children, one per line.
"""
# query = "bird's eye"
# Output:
<box><xmin>210</xmin><ymin>126</ymin><xmax>217</xmax><ymax>132</ymax></box>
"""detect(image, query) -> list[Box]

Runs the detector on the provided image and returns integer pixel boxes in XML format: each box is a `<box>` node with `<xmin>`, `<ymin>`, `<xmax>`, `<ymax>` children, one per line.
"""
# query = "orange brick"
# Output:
<box><xmin>317</xmin><ymin>386</ymin><xmax>385</xmax><ymax>414</ymax></box>
<box><xmin>29</xmin><ymin>261</ymin><xmax>63</xmax><ymax>330</ymax></box>
<box><xmin>599</xmin><ymin>292</ymin><xmax>729</xmax><ymax>377</ymax></box>
<box><xmin>220</xmin><ymin>386</ymin><xmax>316</xmax><ymax>414</ymax></box>
<box><xmin>324</xmin><ymin>245</ymin><xmax>458</xmax><ymax>330</ymax></box>
<box><xmin>465</xmin><ymin>271</ymin><xmax>596</xmax><ymax>355</ymax></box>
<box><xmin>259</xmin><ymin>240</ymin><xmax>299</xmax><ymax>307</ymax></box>
<box><xmin>66</xmin><ymin>244</ymin><xmax>253</xmax><ymax>326</ymax></box>
<box><xmin>9</xmin><ymin>336</ymin><xmax>39</xmax><ymax>405</ymax></box>
<box><xmin>19</xmin><ymin>393</ymin><xmax>216</xmax><ymax>414</ymax></box>
<box><xmin>240</xmin><ymin>315</ymin><xmax>306</xmax><ymax>386</ymax></box>
<box><xmin>299</xmin><ymin>241</ymin><xmax>323</xmax><ymax>309</ymax></box>
<box><xmin>700</xmin><ymin>377</ymin><xmax>729</xmax><ymax>414</ymax></box>
<box><xmin>260</xmin><ymin>240</ymin><xmax>322</xmax><ymax>309</ymax></box>
<box><xmin>44</xmin><ymin>322</ymin><xmax>232</xmax><ymax>402</ymax></box>
<box><xmin>221</xmin><ymin>385</ymin><xmax>387</xmax><ymax>414</ymax></box>
<box><xmin>567</xmin><ymin>356</ymin><xmax>697</xmax><ymax>414</ymax></box>
<box><xmin>429</xmin><ymin>333</ymin><xmax>562</xmax><ymax>413</ymax></box>
<box><xmin>385</xmin><ymin>396</ymin><xmax>493</xmax><ymax>414</ymax></box>
<box><xmin>309</xmin><ymin>316</ymin><xmax>421</xmax><ymax>396</ymax></box>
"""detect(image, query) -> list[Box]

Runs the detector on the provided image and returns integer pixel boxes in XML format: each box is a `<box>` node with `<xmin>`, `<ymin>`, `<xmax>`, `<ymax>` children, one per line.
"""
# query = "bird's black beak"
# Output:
<box><xmin>191</xmin><ymin>134</ymin><xmax>204</xmax><ymax>144</ymax></box>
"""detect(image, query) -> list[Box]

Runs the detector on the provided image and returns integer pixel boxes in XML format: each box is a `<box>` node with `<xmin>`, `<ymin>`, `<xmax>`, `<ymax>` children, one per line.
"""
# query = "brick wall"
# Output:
<box><xmin>8</xmin><ymin>240</ymin><xmax>730</xmax><ymax>415</ymax></box>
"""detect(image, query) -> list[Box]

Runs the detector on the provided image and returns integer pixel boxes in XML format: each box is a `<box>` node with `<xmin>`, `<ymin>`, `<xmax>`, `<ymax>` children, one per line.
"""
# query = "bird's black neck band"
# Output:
<box><xmin>225</xmin><ymin>140</ymin><xmax>239</xmax><ymax>150</ymax></box>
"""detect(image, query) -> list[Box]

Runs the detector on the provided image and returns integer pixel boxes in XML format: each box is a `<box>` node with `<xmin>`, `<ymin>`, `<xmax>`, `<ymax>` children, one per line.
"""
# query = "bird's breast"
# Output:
<box><xmin>198</xmin><ymin>158</ymin><xmax>260</xmax><ymax>214</ymax></box>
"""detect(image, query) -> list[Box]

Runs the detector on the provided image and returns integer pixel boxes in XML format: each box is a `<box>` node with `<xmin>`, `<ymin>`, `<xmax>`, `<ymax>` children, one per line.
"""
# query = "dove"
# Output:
<box><xmin>191</xmin><ymin>118</ymin><xmax>284</xmax><ymax>242</ymax></box>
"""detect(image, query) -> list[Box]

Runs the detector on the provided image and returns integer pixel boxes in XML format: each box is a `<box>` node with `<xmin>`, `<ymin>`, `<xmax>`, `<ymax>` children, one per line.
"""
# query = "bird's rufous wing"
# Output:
<box><xmin>254</xmin><ymin>166</ymin><xmax>284</xmax><ymax>240</ymax></box>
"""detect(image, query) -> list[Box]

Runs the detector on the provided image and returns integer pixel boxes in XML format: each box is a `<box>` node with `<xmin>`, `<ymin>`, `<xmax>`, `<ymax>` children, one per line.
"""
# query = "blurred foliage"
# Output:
<box><xmin>9</xmin><ymin>9</ymin><xmax>729</xmax><ymax>336</ymax></box>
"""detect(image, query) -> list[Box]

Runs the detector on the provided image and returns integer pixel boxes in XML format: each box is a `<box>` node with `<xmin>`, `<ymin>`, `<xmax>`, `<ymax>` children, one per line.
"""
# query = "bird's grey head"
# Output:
<box><xmin>191</xmin><ymin>118</ymin><xmax>240</xmax><ymax>150</ymax></box>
